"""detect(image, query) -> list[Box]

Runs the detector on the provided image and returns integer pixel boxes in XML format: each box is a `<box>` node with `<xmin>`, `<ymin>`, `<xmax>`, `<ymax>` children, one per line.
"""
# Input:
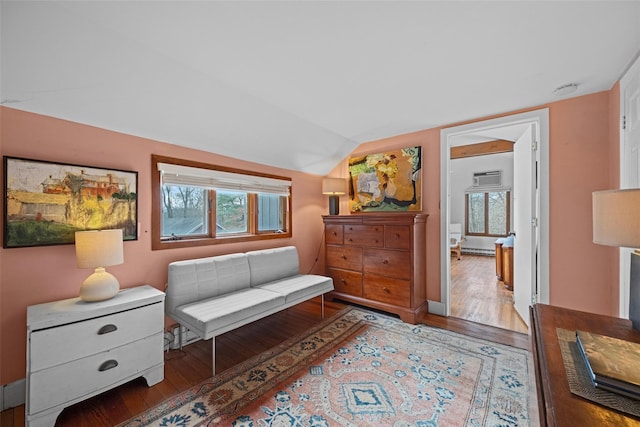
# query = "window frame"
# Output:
<box><xmin>464</xmin><ymin>190</ymin><xmax>511</xmax><ymax>238</ymax></box>
<box><xmin>152</xmin><ymin>154</ymin><xmax>292</xmax><ymax>250</ymax></box>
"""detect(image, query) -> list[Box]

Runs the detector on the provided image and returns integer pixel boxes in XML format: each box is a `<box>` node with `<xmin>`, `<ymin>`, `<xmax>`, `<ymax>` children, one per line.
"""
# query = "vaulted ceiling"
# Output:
<box><xmin>2</xmin><ymin>1</ymin><xmax>639</xmax><ymax>175</ymax></box>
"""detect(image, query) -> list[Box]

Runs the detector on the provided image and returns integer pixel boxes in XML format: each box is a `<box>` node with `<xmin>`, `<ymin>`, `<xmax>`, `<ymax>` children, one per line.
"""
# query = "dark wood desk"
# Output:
<box><xmin>531</xmin><ymin>304</ymin><xmax>640</xmax><ymax>426</ymax></box>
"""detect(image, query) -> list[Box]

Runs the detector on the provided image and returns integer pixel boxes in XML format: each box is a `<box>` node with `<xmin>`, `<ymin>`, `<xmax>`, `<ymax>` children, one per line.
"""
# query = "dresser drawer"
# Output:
<box><xmin>363</xmin><ymin>248</ymin><xmax>411</xmax><ymax>279</ymax></box>
<box><xmin>325</xmin><ymin>224</ymin><xmax>343</xmax><ymax>244</ymax></box>
<box><xmin>385</xmin><ymin>225</ymin><xmax>410</xmax><ymax>249</ymax></box>
<box><xmin>344</xmin><ymin>225</ymin><xmax>384</xmax><ymax>247</ymax></box>
<box><xmin>28</xmin><ymin>333</ymin><xmax>163</xmax><ymax>414</ymax></box>
<box><xmin>30</xmin><ymin>302</ymin><xmax>163</xmax><ymax>372</ymax></box>
<box><xmin>328</xmin><ymin>268</ymin><xmax>363</xmax><ymax>296</ymax></box>
<box><xmin>326</xmin><ymin>245</ymin><xmax>362</xmax><ymax>270</ymax></box>
<box><xmin>364</xmin><ymin>274</ymin><xmax>411</xmax><ymax>307</ymax></box>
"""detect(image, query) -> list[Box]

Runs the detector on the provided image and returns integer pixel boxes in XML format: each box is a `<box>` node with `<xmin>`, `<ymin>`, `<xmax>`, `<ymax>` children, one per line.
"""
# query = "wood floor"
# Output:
<box><xmin>2</xmin><ymin>297</ymin><xmax>530</xmax><ymax>427</ymax></box>
<box><xmin>451</xmin><ymin>254</ymin><xmax>529</xmax><ymax>334</ymax></box>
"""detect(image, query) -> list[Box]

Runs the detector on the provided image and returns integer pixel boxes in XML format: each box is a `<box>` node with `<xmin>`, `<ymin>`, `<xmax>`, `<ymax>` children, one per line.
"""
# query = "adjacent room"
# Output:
<box><xmin>2</xmin><ymin>1</ymin><xmax>640</xmax><ymax>426</ymax></box>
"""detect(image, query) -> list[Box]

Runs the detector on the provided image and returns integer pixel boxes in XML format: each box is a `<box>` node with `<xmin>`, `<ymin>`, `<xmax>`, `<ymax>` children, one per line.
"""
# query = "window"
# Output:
<box><xmin>152</xmin><ymin>155</ymin><xmax>291</xmax><ymax>250</ymax></box>
<box><xmin>465</xmin><ymin>190</ymin><xmax>510</xmax><ymax>237</ymax></box>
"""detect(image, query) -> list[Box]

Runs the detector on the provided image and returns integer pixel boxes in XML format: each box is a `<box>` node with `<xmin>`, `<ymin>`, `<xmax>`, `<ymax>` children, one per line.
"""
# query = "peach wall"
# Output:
<box><xmin>547</xmin><ymin>91</ymin><xmax>618</xmax><ymax>313</ymax></box>
<box><xmin>333</xmin><ymin>90</ymin><xmax>620</xmax><ymax>316</ymax></box>
<box><xmin>0</xmin><ymin>107</ymin><xmax>327</xmax><ymax>385</ymax></box>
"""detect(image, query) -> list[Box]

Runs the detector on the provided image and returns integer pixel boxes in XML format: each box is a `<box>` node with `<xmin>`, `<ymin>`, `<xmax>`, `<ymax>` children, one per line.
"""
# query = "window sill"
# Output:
<box><xmin>152</xmin><ymin>231</ymin><xmax>292</xmax><ymax>250</ymax></box>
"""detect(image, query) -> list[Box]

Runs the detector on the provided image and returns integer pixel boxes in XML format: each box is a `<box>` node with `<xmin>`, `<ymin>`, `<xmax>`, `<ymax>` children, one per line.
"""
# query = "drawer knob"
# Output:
<box><xmin>383</xmin><ymin>287</ymin><xmax>390</xmax><ymax>293</ymax></box>
<box><xmin>98</xmin><ymin>360</ymin><xmax>119</xmax><ymax>372</ymax></box>
<box><xmin>341</xmin><ymin>254</ymin><xmax>347</xmax><ymax>260</ymax></box>
<box><xmin>332</xmin><ymin>231</ymin><xmax>337</xmax><ymax>236</ymax></box>
<box><xmin>375</xmin><ymin>239</ymin><xmax>379</xmax><ymax>243</ymax></box>
<box><xmin>347</xmin><ymin>238</ymin><xmax>353</xmax><ymax>242</ymax></box>
<box><xmin>395</xmin><ymin>233</ymin><xmax>400</xmax><ymax>238</ymax></box>
<box><xmin>98</xmin><ymin>324</ymin><xmax>118</xmax><ymax>335</ymax></box>
<box><xmin>382</xmin><ymin>259</ymin><xmax>389</xmax><ymax>264</ymax></box>
<box><xmin>341</xmin><ymin>278</ymin><xmax>346</xmax><ymax>283</ymax></box>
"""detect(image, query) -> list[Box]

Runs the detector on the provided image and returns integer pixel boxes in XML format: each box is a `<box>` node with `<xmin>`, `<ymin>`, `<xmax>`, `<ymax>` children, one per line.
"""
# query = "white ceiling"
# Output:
<box><xmin>2</xmin><ymin>1</ymin><xmax>640</xmax><ymax>175</ymax></box>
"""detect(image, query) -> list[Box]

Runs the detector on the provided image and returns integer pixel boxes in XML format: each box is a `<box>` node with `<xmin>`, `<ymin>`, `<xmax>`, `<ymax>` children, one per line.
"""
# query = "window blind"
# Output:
<box><xmin>157</xmin><ymin>162</ymin><xmax>291</xmax><ymax>196</ymax></box>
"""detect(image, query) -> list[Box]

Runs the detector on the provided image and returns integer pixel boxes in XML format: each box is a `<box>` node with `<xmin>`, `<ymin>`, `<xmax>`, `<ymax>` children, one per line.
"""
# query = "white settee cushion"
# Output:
<box><xmin>166</xmin><ymin>253</ymin><xmax>251</xmax><ymax>315</ymax></box>
<box><xmin>246</xmin><ymin>246</ymin><xmax>300</xmax><ymax>287</ymax></box>
<box><xmin>174</xmin><ymin>288</ymin><xmax>285</xmax><ymax>338</ymax></box>
<box><xmin>255</xmin><ymin>274</ymin><xmax>334</xmax><ymax>304</ymax></box>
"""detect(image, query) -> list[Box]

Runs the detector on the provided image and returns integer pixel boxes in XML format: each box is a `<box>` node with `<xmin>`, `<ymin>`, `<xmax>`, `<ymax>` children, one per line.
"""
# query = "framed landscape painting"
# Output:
<box><xmin>348</xmin><ymin>146</ymin><xmax>422</xmax><ymax>213</ymax></box>
<box><xmin>3</xmin><ymin>157</ymin><xmax>137</xmax><ymax>248</ymax></box>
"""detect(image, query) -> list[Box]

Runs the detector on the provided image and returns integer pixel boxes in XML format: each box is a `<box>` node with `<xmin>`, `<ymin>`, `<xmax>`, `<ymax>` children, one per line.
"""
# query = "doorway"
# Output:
<box><xmin>435</xmin><ymin>109</ymin><xmax>550</xmax><ymax>329</ymax></box>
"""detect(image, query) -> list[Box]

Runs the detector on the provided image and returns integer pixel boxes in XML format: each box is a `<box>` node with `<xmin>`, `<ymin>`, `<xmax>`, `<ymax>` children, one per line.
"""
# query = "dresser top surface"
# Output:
<box><xmin>27</xmin><ymin>285</ymin><xmax>165</xmax><ymax>331</ymax></box>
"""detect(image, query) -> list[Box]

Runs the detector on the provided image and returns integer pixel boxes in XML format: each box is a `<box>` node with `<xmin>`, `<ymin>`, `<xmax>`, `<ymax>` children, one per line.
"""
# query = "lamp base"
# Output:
<box><xmin>80</xmin><ymin>267</ymin><xmax>120</xmax><ymax>302</ymax></box>
<box><xmin>328</xmin><ymin>195</ymin><xmax>340</xmax><ymax>215</ymax></box>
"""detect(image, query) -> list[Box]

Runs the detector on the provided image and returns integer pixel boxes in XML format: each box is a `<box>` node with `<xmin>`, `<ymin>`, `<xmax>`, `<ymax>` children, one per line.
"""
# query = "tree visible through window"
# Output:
<box><xmin>152</xmin><ymin>155</ymin><xmax>292</xmax><ymax>250</ymax></box>
<box><xmin>466</xmin><ymin>191</ymin><xmax>510</xmax><ymax>237</ymax></box>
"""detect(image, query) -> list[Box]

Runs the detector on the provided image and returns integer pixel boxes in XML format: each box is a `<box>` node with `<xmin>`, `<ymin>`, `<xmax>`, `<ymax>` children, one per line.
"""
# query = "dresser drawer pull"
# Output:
<box><xmin>98</xmin><ymin>324</ymin><xmax>118</xmax><ymax>335</ymax></box>
<box><xmin>382</xmin><ymin>259</ymin><xmax>389</xmax><ymax>264</ymax></box>
<box><xmin>341</xmin><ymin>254</ymin><xmax>347</xmax><ymax>259</ymax></box>
<box><xmin>341</xmin><ymin>278</ymin><xmax>347</xmax><ymax>283</ymax></box>
<box><xmin>332</xmin><ymin>231</ymin><xmax>337</xmax><ymax>236</ymax></box>
<box><xmin>98</xmin><ymin>360</ymin><xmax>119</xmax><ymax>372</ymax></box>
<box><xmin>383</xmin><ymin>287</ymin><xmax>390</xmax><ymax>293</ymax></box>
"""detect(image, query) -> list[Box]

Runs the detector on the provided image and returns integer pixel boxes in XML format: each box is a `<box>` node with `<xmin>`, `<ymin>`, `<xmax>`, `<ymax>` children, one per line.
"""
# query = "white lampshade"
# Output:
<box><xmin>75</xmin><ymin>229</ymin><xmax>124</xmax><ymax>302</ymax></box>
<box><xmin>593</xmin><ymin>189</ymin><xmax>640</xmax><ymax>248</ymax></box>
<box><xmin>322</xmin><ymin>178</ymin><xmax>347</xmax><ymax>195</ymax></box>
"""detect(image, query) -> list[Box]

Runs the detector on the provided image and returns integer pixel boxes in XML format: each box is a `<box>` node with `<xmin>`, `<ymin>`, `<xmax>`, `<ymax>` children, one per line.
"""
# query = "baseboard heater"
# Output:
<box><xmin>167</xmin><ymin>326</ymin><xmax>202</xmax><ymax>350</ymax></box>
<box><xmin>462</xmin><ymin>248</ymin><xmax>496</xmax><ymax>256</ymax></box>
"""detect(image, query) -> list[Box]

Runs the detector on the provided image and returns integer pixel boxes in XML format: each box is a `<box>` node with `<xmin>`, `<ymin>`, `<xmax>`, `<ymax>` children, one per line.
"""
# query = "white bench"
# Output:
<box><xmin>165</xmin><ymin>246</ymin><xmax>334</xmax><ymax>374</ymax></box>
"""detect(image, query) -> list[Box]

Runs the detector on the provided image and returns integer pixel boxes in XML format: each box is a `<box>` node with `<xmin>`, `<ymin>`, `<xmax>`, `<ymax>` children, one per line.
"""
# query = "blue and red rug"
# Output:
<box><xmin>121</xmin><ymin>307</ymin><xmax>534</xmax><ymax>426</ymax></box>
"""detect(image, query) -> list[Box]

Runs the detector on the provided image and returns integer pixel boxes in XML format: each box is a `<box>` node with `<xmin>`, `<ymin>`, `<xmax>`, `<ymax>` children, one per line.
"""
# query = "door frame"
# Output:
<box><xmin>434</xmin><ymin>109</ymin><xmax>550</xmax><ymax>318</ymax></box>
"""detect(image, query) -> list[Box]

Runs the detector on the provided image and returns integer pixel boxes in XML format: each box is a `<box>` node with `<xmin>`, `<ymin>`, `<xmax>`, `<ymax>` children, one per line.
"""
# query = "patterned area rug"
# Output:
<box><xmin>120</xmin><ymin>307</ymin><xmax>534</xmax><ymax>426</ymax></box>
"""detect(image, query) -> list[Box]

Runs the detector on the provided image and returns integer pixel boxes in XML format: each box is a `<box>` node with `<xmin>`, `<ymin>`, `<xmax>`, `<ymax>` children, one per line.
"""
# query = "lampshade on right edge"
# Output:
<box><xmin>593</xmin><ymin>188</ymin><xmax>640</xmax><ymax>248</ymax></box>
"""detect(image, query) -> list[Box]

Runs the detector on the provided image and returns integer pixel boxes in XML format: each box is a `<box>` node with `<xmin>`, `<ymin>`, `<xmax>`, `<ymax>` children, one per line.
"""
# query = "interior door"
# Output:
<box><xmin>513</xmin><ymin>124</ymin><xmax>537</xmax><ymax>325</ymax></box>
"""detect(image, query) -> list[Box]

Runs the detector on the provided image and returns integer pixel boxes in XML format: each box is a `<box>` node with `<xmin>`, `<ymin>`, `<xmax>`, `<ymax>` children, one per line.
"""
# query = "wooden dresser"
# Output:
<box><xmin>323</xmin><ymin>213</ymin><xmax>427</xmax><ymax>323</ymax></box>
<box><xmin>531</xmin><ymin>303</ymin><xmax>640</xmax><ymax>426</ymax></box>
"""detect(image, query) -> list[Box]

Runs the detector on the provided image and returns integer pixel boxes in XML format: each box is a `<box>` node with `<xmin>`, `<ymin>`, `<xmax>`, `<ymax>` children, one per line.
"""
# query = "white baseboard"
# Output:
<box><xmin>1</xmin><ymin>378</ymin><xmax>25</xmax><ymax>411</ymax></box>
<box><xmin>427</xmin><ymin>300</ymin><xmax>446</xmax><ymax>316</ymax></box>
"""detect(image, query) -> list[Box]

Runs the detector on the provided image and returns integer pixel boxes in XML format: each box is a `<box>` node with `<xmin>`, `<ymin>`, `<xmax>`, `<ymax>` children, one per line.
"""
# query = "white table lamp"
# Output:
<box><xmin>75</xmin><ymin>229</ymin><xmax>124</xmax><ymax>302</ymax></box>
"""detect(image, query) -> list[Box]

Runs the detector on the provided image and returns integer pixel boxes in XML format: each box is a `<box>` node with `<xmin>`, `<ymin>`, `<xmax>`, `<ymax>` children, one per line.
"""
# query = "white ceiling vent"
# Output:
<box><xmin>473</xmin><ymin>170</ymin><xmax>502</xmax><ymax>187</ymax></box>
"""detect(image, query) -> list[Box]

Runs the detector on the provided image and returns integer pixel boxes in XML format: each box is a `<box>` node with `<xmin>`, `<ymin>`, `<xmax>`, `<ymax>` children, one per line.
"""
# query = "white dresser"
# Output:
<box><xmin>26</xmin><ymin>285</ymin><xmax>165</xmax><ymax>427</ymax></box>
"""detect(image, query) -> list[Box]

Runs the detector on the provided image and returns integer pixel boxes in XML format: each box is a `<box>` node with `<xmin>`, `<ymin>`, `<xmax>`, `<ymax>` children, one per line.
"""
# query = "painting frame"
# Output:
<box><xmin>348</xmin><ymin>146</ymin><xmax>422</xmax><ymax>213</ymax></box>
<box><xmin>3</xmin><ymin>156</ymin><xmax>138</xmax><ymax>248</ymax></box>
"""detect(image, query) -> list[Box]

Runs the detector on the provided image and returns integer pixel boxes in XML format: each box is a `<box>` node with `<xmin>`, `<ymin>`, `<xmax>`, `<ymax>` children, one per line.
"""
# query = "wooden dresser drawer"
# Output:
<box><xmin>325</xmin><ymin>224</ymin><xmax>343</xmax><ymax>244</ymax></box>
<box><xmin>364</xmin><ymin>274</ymin><xmax>411</xmax><ymax>307</ymax></box>
<box><xmin>326</xmin><ymin>245</ymin><xmax>362</xmax><ymax>270</ymax></box>
<box><xmin>30</xmin><ymin>302</ymin><xmax>163</xmax><ymax>372</ymax></box>
<box><xmin>363</xmin><ymin>248</ymin><xmax>411</xmax><ymax>279</ymax></box>
<box><xmin>344</xmin><ymin>225</ymin><xmax>384</xmax><ymax>247</ymax></box>
<box><xmin>385</xmin><ymin>225</ymin><xmax>410</xmax><ymax>249</ymax></box>
<box><xmin>28</xmin><ymin>333</ymin><xmax>163</xmax><ymax>414</ymax></box>
<box><xmin>328</xmin><ymin>268</ymin><xmax>363</xmax><ymax>296</ymax></box>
